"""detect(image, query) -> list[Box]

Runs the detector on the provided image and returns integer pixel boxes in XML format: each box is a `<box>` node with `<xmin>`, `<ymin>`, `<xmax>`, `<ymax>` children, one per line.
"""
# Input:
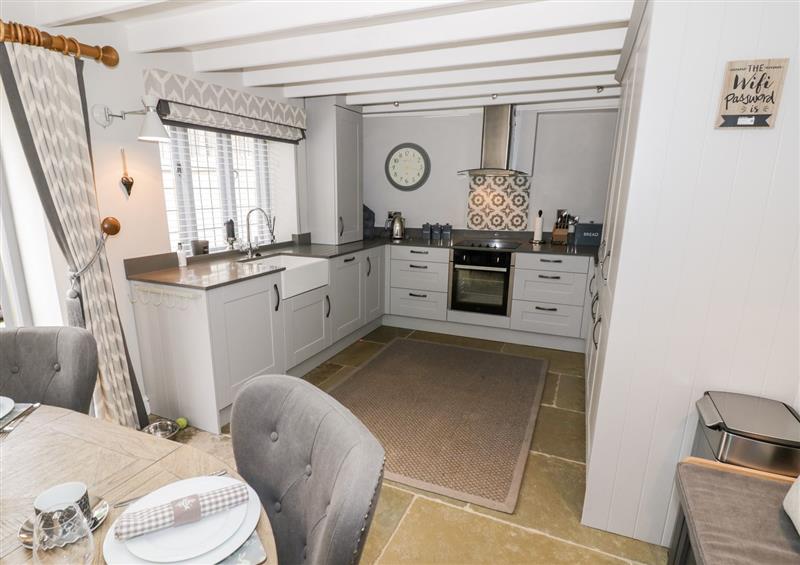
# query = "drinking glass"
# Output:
<box><xmin>32</xmin><ymin>503</ymin><xmax>94</xmax><ymax>564</ymax></box>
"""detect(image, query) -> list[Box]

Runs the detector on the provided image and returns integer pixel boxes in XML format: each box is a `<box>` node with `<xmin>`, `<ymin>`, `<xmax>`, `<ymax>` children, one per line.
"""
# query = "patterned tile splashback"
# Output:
<box><xmin>467</xmin><ymin>175</ymin><xmax>531</xmax><ymax>231</ymax></box>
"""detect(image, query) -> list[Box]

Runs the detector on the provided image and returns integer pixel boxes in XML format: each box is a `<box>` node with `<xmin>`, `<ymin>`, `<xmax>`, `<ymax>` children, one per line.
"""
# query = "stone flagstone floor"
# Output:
<box><xmin>173</xmin><ymin>326</ymin><xmax>668</xmax><ymax>564</ymax></box>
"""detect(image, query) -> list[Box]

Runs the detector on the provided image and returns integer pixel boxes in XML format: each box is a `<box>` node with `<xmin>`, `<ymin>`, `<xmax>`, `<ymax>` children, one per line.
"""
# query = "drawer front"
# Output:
<box><xmin>390</xmin><ymin>288</ymin><xmax>447</xmax><ymax>321</ymax></box>
<box><xmin>512</xmin><ymin>269</ymin><xmax>587</xmax><ymax>306</ymax></box>
<box><xmin>514</xmin><ymin>253</ymin><xmax>590</xmax><ymax>274</ymax></box>
<box><xmin>390</xmin><ymin>259</ymin><xmax>449</xmax><ymax>292</ymax></box>
<box><xmin>510</xmin><ymin>300</ymin><xmax>583</xmax><ymax>337</ymax></box>
<box><xmin>391</xmin><ymin>245</ymin><xmax>450</xmax><ymax>264</ymax></box>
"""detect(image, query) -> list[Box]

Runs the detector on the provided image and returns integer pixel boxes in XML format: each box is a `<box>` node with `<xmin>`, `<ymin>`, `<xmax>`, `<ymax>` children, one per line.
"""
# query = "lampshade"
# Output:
<box><xmin>138</xmin><ymin>105</ymin><xmax>169</xmax><ymax>142</ymax></box>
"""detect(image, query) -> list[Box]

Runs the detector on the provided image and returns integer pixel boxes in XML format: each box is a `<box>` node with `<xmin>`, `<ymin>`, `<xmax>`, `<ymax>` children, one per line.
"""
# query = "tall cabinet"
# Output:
<box><xmin>305</xmin><ymin>97</ymin><xmax>363</xmax><ymax>244</ymax></box>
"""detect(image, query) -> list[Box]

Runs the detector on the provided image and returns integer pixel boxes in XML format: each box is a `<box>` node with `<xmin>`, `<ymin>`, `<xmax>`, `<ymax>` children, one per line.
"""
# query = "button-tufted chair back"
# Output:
<box><xmin>0</xmin><ymin>327</ymin><xmax>98</xmax><ymax>414</ymax></box>
<box><xmin>232</xmin><ymin>375</ymin><xmax>385</xmax><ymax>565</ymax></box>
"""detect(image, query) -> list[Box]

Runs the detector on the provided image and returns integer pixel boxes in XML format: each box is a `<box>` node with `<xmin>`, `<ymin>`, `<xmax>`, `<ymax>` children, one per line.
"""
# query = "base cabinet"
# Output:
<box><xmin>284</xmin><ymin>285</ymin><xmax>333</xmax><ymax>368</ymax></box>
<box><xmin>208</xmin><ymin>276</ymin><xmax>286</xmax><ymax>408</ymax></box>
<box><xmin>132</xmin><ymin>273</ymin><xmax>285</xmax><ymax>434</ymax></box>
<box><xmin>365</xmin><ymin>248</ymin><xmax>384</xmax><ymax>323</ymax></box>
<box><xmin>330</xmin><ymin>253</ymin><xmax>365</xmax><ymax>341</ymax></box>
<box><xmin>390</xmin><ymin>288</ymin><xmax>447</xmax><ymax>321</ymax></box>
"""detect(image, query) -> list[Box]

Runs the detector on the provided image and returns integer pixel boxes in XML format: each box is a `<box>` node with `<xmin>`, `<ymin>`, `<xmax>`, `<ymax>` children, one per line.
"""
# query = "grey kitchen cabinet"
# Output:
<box><xmin>305</xmin><ymin>97</ymin><xmax>363</xmax><ymax>245</ymax></box>
<box><xmin>284</xmin><ymin>284</ymin><xmax>333</xmax><ymax>368</ymax></box>
<box><xmin>207</xmin><ymin>276</ymin><xmax>286</xmax><ymax>407</ymax></box>
<box><xmin>130</xmin><ymin>272</ymin><xmax>287</xmax><ymax>433</ymax></box>
<box><xmin>335</xmin><ymin>106</ymin><xmax>363</xmax><ymax>243</ymax></box>
<box><xmin>330</xmin><ymin>252</ymin><xmax>365</xmax><ymax>340</ymax></box>
<box><xmin>364</xmin><ymin>247</ymin><xmax>384</xmax><ymax>323</ymax></box>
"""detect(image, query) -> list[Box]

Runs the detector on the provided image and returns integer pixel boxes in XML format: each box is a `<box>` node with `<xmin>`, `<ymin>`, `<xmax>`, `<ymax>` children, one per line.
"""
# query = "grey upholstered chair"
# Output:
<box><xmin>0</xmin><ymin>327</ymin><xmax>98</xmax><ymax>414</ymax></box>
<box><xmin>232</xmin><ymin>375</ymin><xmax>385</xmax><ymax>565</ymax></box>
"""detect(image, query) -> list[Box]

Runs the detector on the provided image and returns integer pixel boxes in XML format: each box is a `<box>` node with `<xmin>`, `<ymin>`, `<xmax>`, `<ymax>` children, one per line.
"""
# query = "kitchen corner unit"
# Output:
<box><xmin>131</xmin><ymin>273</ymin><xmax>285</xmax><ymax>434</ymax></box>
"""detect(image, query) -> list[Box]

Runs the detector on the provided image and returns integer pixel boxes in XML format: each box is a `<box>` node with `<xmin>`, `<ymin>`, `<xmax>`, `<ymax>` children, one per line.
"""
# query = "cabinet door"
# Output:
<box><xmin>284</xmin><ymin>285</ymin><xmax>332</xmax><ymax>368</ymax></box>
<box><xmin>331</xmin><ymin>253</ymin><xmax>365</xmax><ymax>340</ymax></box>
<box><xmin>208</xmin><ymin>276</ymin><xmax>286</xmax><ymax>408</ymax></box>
<box><xmin>335</xmin><ymin>106</ymin><xmax>363</xmax><ymax>244</ymax></box>
<box><xmin>364</xmin><ymin>248</ymin><xmax>384</xmax><ymax>323</ymax></box>
<box><xmin>586</xmin><ymin>298</ymin><xmax>607</xmax><ymax>462</ymax></box>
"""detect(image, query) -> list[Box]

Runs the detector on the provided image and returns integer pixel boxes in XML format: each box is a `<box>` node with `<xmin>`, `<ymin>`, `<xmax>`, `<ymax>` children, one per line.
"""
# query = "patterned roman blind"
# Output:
<box><xmin>143</xmin><ymin>68</ymin><xmax>306</xmax><ymax>143</ymax></box>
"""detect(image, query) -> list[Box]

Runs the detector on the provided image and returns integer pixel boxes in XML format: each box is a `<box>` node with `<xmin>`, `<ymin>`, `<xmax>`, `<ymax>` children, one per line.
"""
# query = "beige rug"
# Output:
<box><xmin>328</xmin><ymin>338</ymin><xmax>547</xmax><ymax>513</ymax></box>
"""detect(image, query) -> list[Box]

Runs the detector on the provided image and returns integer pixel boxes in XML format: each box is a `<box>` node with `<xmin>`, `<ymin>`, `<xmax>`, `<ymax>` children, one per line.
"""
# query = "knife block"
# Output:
<box><xmin>551</xmin><ymin>227</ymin><xmax>569</xmax><ymax>245</ymax></box>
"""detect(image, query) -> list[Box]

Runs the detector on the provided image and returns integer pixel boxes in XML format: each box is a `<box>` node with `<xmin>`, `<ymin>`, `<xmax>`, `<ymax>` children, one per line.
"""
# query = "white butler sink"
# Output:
<box><xmin>250</xmin><ymin>254</ymin><xmax>328</xmax><ymax>298</ymax></box>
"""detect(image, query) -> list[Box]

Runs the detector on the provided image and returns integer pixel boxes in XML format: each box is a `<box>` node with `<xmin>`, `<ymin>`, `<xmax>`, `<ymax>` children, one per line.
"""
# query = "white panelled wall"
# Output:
<box><xmin>583</xmin><ymin>0</ymin><xmax>799</xmax><ymax>547</ymax></box>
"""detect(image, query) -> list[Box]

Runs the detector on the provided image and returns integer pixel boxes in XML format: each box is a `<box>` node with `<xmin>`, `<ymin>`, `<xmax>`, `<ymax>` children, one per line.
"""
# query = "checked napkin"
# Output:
<box><xmin>114</xmin><ymin>482</ymin><xmax>249</xmax><ymax>541</ymax></box>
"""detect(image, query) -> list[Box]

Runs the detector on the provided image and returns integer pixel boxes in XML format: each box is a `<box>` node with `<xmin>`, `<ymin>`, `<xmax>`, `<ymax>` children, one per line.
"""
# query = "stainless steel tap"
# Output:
<box><xmin>244</xmin><ymin>207</ymin><xmax>276</xmax><ymax>258</ymax></box>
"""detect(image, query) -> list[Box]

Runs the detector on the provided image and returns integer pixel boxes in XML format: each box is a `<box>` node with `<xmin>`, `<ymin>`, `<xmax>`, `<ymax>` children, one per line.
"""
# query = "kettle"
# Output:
<box><xmin>390</xmin><ymin>213</ymin><xmax>405</xmax><ymax>240</ymax></box>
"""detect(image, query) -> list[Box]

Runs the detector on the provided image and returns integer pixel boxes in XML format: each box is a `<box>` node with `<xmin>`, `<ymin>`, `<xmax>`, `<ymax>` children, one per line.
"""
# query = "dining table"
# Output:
<box><xmin>0</xmin><ymin>405</ymin><xmax>278</xmax><ymax>564</ymax></box>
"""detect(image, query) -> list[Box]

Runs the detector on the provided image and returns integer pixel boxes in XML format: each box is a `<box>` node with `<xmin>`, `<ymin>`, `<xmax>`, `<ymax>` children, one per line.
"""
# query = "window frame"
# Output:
<box><xmin>158</xmin><ymin>124</ymin><xmax>276</xmax><ymax>253</ymax></box>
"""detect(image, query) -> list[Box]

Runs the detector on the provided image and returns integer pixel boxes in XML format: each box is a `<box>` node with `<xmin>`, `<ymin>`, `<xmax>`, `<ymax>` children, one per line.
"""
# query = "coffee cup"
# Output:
<box><xmin>34</xmin><ymin>482</ymin><xmax>92</xmax><ymax>525</ymax></box>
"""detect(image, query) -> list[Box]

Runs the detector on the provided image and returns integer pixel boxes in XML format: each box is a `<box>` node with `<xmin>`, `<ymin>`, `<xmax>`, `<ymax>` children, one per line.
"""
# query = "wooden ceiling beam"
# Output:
<box><xmin>243</xmin><ymin>28</ymin><xmax>627</xmax><ymax>86</ymax></box>
<box><xmin>346</xmin><ymin>74</ymin><xmax>618</xmax><ymax>105</ymax></box>
<box><xmin>281</xmin><ymin>55</ymin><xmax>620</xmax><ymax>98</ymax></box>
<box><xmin>34</xmin><ymin>0</ymin><xmax>167</xmax><ymax>27</ymax></box>
<box><xmin>125</xmin><ymin>0</ymin><xmax>476</xmax><ymax>53</ymax></box>
<box><xmin>192</xmin><ymin>1</ymin><xmax>632</xmax><ymax>72</ymax></box>
<box><xmin>360</xmin><ymin>87</ymin><xmax>621</xmax><ymax>114</ymax></box>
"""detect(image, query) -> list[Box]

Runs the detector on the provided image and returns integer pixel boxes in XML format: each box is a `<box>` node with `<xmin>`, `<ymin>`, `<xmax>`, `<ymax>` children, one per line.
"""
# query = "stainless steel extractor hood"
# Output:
<box><xmin>458</xmin><ymin>104</ymin><xmax>529</xmax><ymax>177</ymax></box>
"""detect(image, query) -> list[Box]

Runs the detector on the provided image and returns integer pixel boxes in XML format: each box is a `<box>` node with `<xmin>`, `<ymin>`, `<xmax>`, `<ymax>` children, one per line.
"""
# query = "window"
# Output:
<box><xmin>158</xmin><ymin>125</ymin><xmax>286</xmax><ymax>253</ymax></box>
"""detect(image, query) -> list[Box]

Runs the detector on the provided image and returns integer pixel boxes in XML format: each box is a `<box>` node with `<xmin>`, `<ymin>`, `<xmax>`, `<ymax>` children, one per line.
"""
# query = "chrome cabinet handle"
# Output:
<box><xmin>535</xmin><ymin>306</ymin><xmax>558</xmax><ymax>312</ymax></box>
<box><xmin>409</xmin><ymin>250</ymin><xmax>428</xmax><ymax>254</ymax></box>
<box><xmin>540</xmin><ymin>258</ymin><xmax>562</xmax><ymax>263</ymax></box>
<box><xmin>343</xmin><ymin>256</ymin><xmax>356</xmax><ymax>263</ymax></box>
<box><xmin>366</xmin><ymin>256</ymin><xmax>372</xmax><ymax>276</ymax></box>
<box><xmin>588</xmin><ymin>274</ymin><xmax>596</xmax><ymax>295</ymax></box>
<box><xmin>274</xmin><ymin>284</ymin><xmax>280</xmax><ymax>312</ymax></box>
<box><xmin>592</xmin><ymin>317</ymin><xmax>602</xmax><ymax>348</ymax></box>
<box><xmin>325</xmin><ymin>295</ymin><xmax>331</xmax><ymax>318</ymax></box>
<box><xmin>409</xmin><ymin>264</ymin><xmax>428</xmax><ymax>269</ymax></box>
<box><xmin>591</xmin><ymin>294</ymin><xmax>599</xmax><ymax>322</ymax></box>
<box><xmin>409</xmin><ymin>292</ymin><xmax>427</xmax><ymax>298</ymax></box>
<box><xmin>601</xmin><ymin>252</ymin><xmax>611</xmax><ymax>281</ymax></box>
<box><xmin>538</xmin><ymin>274</ymin><xmax>561</xmax><ymax>280</ymax></box>
<box><xmin>338</xmin><ymin>216</ymin><xmax>343</xmax><ymax>237</ymax></box>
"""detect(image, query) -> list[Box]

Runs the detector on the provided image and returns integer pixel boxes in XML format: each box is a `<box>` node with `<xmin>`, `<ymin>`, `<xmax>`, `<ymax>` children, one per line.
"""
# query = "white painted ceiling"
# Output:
<box><xmin>35</xmin><ymin>0</ymin><xmax>634</xmax><ymax>112</ymax></box>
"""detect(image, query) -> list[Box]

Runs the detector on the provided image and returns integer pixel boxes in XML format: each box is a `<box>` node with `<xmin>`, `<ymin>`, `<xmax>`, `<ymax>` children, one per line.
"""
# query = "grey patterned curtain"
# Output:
<box><xmin>0</xmin><ymin>43</ymin><xmax>146</xmax><ymax>428</ymax></box>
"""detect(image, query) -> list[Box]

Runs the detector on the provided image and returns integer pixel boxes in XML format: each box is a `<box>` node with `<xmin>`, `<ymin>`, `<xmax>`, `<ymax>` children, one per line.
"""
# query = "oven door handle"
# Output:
<box><xmin>453</xmin><ymin>264</ymin><xmax>508</xmax><ymax>273</ymax></box>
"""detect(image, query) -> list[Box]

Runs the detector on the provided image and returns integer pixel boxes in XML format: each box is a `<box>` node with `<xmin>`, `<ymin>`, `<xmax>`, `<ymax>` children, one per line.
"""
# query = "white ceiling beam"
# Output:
<box><xmin>126</xmin><ymin>0</ymin><xmax>474</xmax><ymax>53</ymax></box>
<box><xmin>346</xmin><ymin>74</ymin><xmax>617</xmax><ymax>106</ymax></box>
<box><xmin>34</xmin><ymin>0</ymin><xmax>166</xmax><ymax>27</ymax></box>
<box><xmin>192</xmin><ymin>1</ymin><xmax>632</xmax><ymax>72</ymax></box>
<box><xmin>244</xmin><ymin>27</ymin><xmax>627</xmax><ymax>86</ymax></box>
<box><xmin>364</xmin><ymin>97</ymin><xmax>620</xmax><ymax>118</ymax></box>
<box><xmin>281</xmin><ymin>55</ymin><xmax>620</xmax><ymax>98</ymax></box>
<box><xmin>361</xmin><ymin>86</ymin><xmax>621</xmax><ymax>114</ymax></box>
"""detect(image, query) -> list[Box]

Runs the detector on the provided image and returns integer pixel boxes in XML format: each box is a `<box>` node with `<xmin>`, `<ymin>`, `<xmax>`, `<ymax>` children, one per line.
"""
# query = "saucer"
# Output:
<box><xmin>18</xmin><ymin>497</ymin><xmax>109</xmax><ymax>549</ymax></box>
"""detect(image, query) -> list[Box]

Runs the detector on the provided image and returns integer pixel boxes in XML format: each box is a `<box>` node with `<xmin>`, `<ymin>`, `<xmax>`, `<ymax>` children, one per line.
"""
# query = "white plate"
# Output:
<box><xmin>0</xmin><ymin>397</ymin><xmax>14</xmax><ymax>420</ymax></box>
<box><xmin>103</xmin><ymin>478</ymin><xmax>259</xmax><ymax>565</ymax></box>
<box><xmin>124</xmin><ymin>476</ymin><xmax>248</xmax><ymax>562</ymax></box>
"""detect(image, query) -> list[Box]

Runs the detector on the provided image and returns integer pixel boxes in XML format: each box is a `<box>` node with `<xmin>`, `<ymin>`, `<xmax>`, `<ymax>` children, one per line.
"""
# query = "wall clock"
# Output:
<box><xmin>385</xmin><ymin>143</ymin><xmax>430</xmax><ymax>191</ymax></box>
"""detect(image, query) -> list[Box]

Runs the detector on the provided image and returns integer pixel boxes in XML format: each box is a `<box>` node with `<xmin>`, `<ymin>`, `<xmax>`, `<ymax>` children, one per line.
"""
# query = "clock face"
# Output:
<box><xmin>385</xmin><ymin>143</ymin><xmax>430</xmax><ymax>191</ymax></box>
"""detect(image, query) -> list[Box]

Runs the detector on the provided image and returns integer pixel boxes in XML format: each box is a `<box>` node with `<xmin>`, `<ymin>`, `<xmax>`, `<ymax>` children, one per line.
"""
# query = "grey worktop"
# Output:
<box><xmin>125</xmin><ymin>235</ymin><xmax>598</xmax><ymax>290</ymax></box>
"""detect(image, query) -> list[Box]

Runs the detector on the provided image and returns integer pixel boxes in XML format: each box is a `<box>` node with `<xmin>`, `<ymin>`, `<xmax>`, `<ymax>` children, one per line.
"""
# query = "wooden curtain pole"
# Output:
<box><xmin>0</xmin><ymin>19</ymin><xmax>118</xmax><ymax>68</ymax></box>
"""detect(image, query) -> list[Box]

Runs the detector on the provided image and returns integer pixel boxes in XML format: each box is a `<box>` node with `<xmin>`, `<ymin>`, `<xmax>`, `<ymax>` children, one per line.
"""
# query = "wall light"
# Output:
<box><xmin>91</xmin><ymin>95</ymin><xmax>170</xmax><ymax>142</ymax></box>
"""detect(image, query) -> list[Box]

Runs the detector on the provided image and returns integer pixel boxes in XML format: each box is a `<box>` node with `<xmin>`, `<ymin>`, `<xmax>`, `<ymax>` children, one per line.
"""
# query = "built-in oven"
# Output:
<box><xmin>449</xmin><ymin>248</ymin><xmax>514</xmax><ymax>316</ymax></box>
